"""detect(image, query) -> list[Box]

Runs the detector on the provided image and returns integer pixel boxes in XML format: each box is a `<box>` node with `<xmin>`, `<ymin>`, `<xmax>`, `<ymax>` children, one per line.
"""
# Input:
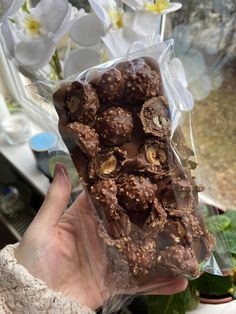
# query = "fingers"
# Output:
<box><xmin>33</xmin><ymin>163</ymin><xmax>71</xmax><ymax>227</ymax></box>
<box><xmin>144</xmin><ymin>278</ymin><xmax>188</xmax><ymax>295</ymax></box>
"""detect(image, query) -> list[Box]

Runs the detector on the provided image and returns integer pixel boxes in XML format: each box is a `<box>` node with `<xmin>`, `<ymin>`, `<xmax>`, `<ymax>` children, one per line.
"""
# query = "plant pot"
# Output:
<box><xmin>199</xmin><ymin>294</ymin><xmax>233</xmax><ymax>304</ymax></box>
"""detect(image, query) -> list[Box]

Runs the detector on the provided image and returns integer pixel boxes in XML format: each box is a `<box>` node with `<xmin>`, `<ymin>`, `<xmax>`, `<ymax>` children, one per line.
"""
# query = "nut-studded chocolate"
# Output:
<box><xmin>66</xmin><ymin>81</ymin><xmax>99</xmax><ymax>124</ymax></box>
<box><xmin>96</xmin><ymin>68</ymin><xmax>124</xmax><ymax>105</ymax></box>
<box><xmin>144</xmin><ymin>198</ymin><xmax>167</xmax><ymax>234</ymax></box>
<box><xmin>97</xmin><ymin>107</ymin><xmax>134</xmax><ymax>146</ymax></box>
<box><xmin>140</xmin><ymin>96</ymin><xmax>171</xmax><ymax>138</ymax></box>
<box><xmin>123</xmin><ymin>238</ymin><xmax>157</xmax><ymax>275</ymax></box>
<box><xmin>157</xmin><ymin>245</ymin><xmax>200</xmax><ymax>277</ymax></box>
<box><xmin>67</xmin><ymin>122</ymin><xmax>100</xmax><ymax>158</ymax></box>
<box><xmin>88</xmin><ymin>147</ymin><xmax>127</xmax><ymax>180</ymax></box>
<box><xmin>123</xmin><ymin>59</ymin><xmax>160</xmax><ymax>105</ymax></box>
<box><xmin>117</xmin><ymin>174</ymin><xmax>157</xmax><ymax>211</ymax></box>
<box><xmin>91</xmin><ymin>180</ymin><xmax>131</xmax><ymax>239</ymax></box>
<box><xmin>161</xmin><ymin>178</ymin><xmax>201</xmax><ymax>217</ymax></box>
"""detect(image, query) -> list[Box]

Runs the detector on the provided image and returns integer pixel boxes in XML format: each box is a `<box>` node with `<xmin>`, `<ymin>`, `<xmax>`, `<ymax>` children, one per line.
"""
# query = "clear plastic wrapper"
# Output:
<box><xmin>27</xmin><ymin>40</ymin><xmax>232</xmax><ymax>313</ymax></box>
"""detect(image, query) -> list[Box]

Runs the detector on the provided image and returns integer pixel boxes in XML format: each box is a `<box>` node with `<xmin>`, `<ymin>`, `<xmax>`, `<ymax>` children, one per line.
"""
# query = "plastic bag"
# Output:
<box><xmin>27</xmin><ymin>40</ymin><xmax>232</xmax><ymax>313</ymax></box>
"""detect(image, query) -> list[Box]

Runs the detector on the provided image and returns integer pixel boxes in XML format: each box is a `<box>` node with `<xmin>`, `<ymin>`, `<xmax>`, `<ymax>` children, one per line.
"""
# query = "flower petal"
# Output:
<box><xmin>159</xmin><ymin>2</ymin><xmax>182</xmax><ymax>15</ymax></box>
<box><xmin>170</xmin><ymin>57</ymin><xmax>188</xmax><ymax>88</ymax></box>
<box><xmin>34</xmin><ymin>0</ymin><xmax>69</xmax><ymax>35</ymax></box>
<box><xmin>15</xmin><ymin>37</ymin><xmax>55</xmax><ymax>69</ymax></box>
<box><xmin>189</xmin><ymin>74</ymin><xmax>212</xmax><ymax>101</ymax></box>
<box><xmin>88</xmin><ymin>0</ymin><xmax>112</xmax><ymax>28</ymax></box>
<box><xmin>1</xmin><ymin>20</ymin><xmax>15</xmax><ymax>58</ymax></box>
<box><xmin>173</xmin><ymin>24</ymin><xmax>192</xmax><ymax>56</ymax></box>
<box><xmin>103</xmin><ymin>28</ymin><xmax>151</xmax><ymax>58</ymax></box>
<box><xmin>121</xmin><ymin>0</ymin><xmax>144</xmax><ymax>10</ymax></box>
<box><xmin>0</xmin><ymin>0</ymin><xmax>25</xmax><ymax>20</ymax></box>
<box><xmin>70</xmin><ymin>14</ymin><xmax>105</xmax><ymax>47</ymax></box>
<box><xmin>180</xmin><ymin>48</ymin><xmax>206</xmax><ymax>84</ymax></box>
<box><xmin>64</xmin><ymin>48</ymin><xmax>101</xmax><ymax>77</ymax></box>
<box><xmin>123</xmin><ymin>11</ymin><xmax>162</xmax><ymax>39</ymax></box>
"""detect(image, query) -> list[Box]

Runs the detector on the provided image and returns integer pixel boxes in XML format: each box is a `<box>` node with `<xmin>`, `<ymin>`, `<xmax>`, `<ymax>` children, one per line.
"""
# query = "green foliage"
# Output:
<box><xmin>225</xmin><ymin>231</ymin><xmax>236</xmax><ymax>255</ymax></box>
<box><xmin>191</xmin><ymin>273</ymin><xmax>232</xmax><ymax>296</ymax></box>
<box><xmin>225</xmin><ymin>210</ymin><xmax>236</xmax><ymax>229</ymax></box>
<box><xmin>206</xmin><ymin>215</ymin><xmax>231</xmax><ymax>233</ymax></box>
<box><xmin>148</xmin><ymin>285</ymin><xmax>199</xmax><ymax>314</ymax></box>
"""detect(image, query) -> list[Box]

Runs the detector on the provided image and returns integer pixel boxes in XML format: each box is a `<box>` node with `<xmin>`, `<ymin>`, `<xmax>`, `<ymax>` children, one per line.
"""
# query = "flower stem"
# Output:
<box><xmin>49</xmin><ymin>50</ymin><xmax>63</xmax><ymax>80</ymax></box>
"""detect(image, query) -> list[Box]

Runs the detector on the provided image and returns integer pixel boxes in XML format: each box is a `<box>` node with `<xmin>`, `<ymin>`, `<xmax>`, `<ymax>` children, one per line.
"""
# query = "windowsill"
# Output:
<box><xmin>0</xmin><ymin>118</ymin><xmax>49</xmax><ymax>196</ymax></box>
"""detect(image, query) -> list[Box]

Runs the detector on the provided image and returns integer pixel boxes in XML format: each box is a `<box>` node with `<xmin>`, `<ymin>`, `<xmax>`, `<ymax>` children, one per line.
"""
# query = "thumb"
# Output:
<box><xmin>33</xmin><ymin>162</ymin><xmax>71</xmax><ymax>228</ymax></box>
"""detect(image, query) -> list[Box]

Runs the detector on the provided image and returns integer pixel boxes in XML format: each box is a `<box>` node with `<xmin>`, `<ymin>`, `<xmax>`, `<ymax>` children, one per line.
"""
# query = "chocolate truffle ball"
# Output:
<box><xmin>117</xmin><ymin>174</ymin><xmax>157</xmax><ymax>211</ymax></box>
<box><xmin>123</xmin><ymin>238</ymin><xmax>157</xmax><ymax>275</ymax></box>
<box><xmin>123</xmin><ymin>59</ymin><xmax>160</xmax><ymax>105</ymax></box>
<box><xmin>91</xmin><ymin>179</ymin><xmax>119</xmax><ymax>220</ymax></box>
<box><xmin>97</xmin><ymin>107</ymin><xmax>134</xmax><ymax>146</ymax></box>
<box><xmin>157</xmin><ymin>245</ymin><xmax>199</xmax><ymax>277</ymax></box>
<box><xmin>67</xmin><ymin>122</ymin><xmax>100</xmax><ymax>158</ymax></box>
<box><xmin>140</xmin><ymin>96</ymin><xmax>171</xmax><ymax>139</ymax></box>
<box><xmin>96</xmin><ymin>68</ymin><xmax>124</xmax><ymax>105</ymax></box>
<box><xmin>66</xmin><ymin>81</ymin><xmax>99</xmax><ymax>124</ymax></box>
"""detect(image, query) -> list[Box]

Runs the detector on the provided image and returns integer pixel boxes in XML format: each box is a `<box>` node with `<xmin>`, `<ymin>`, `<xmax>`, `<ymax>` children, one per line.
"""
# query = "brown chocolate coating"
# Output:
<box><xmin>88</xmin><ymin>147</ymin><xmax>127</xmax><ymax>180</ymax></box>
<box><xmin>117</xmin><ymin>174</ymin><xmax>157</xmax><ymax>211</ymax></box>
<box><xmin>140</xmin><ymin>96</ymin><xmax>171</xmax><ymax>138</ymax></box>
<box><xmin>67</xmin><ymin>122</ymin><xmax>100</xmax><ymax>158</ymax></box>
<box><xmin>91</xmin><ymin>179</ymin><xmax>131</xmax><ymax>239</ymax></box>
<box><xmin>158</xmin><ymin>218</ymin><xmax>187</xmax><ymax>249</ymax></box>
<box><xmin>123</xmin><ymin>238</ymin><xmax>157</xmax><ymax>275</ymax></box>
<box><xmin>53</xmin><ymin>85</ymin><xmax>71</xmax><ymax>124</ymax></box>
<box><xmin>123</xmin><ymin>58</ymin><xmax>160</xmax><ymax>105</ymax></box>
<box><xmin>161</xmin><ymin>178</ymin><xmax>200</xmax><ymax>217</ymax></box>
<box><xmin>66</xmin><ymin>81</ymin><xmax>99</xmax><ymax>124</ymax></box>
<box><xmin>157</xmin><ymin>245</ymin><xmax>200</xmax><ymax>277</ymax></box>
<box><xmin>97</xmin><ymin>107</ymin><xmax>134</xmax><ymax>146</ymax></box>
<box><xmin>144</xmin><ymin>198</ymin><xmax>167</xmax><ymax>234</ymax></box>
<box><xmin>96</xmin><ymin>68</ymin><xmax>124</xmax><ymax>105</ymax></box>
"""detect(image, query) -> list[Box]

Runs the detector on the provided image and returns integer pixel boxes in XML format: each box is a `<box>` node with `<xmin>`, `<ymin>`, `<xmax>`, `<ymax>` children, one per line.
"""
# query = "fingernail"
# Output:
<box><xmin>54</xmin><ymin>162</ymin><xmax>69</xmax><ymax>180</ymax></box>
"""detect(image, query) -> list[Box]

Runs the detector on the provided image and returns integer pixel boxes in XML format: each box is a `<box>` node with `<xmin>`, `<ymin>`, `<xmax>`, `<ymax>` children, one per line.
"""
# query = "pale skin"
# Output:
<box><xmin>15</xmin><ymin>163</ymin><xmax>188</xmax><ymax>311</ymax></box>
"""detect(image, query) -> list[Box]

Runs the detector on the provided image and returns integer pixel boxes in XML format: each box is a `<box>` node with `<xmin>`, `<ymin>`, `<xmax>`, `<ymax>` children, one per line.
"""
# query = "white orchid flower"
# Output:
<box><xmin>0</xmin><ymin>0</ymin><xmax>24</xmax><ymax>22</ymax></box>
<box><xmin>2</xmin><ymin>0</ymin><xmax>73</xmax><ymax>69</ymax></box>
<box><xmin>88</xmin><ymin>0</ymin><xmax>124</xmax><ymax>29</ymax></box>
<box><xmin>122</xmin><ymin>0</ymin><xmax>182</xmax><ymax>14</ymax></box>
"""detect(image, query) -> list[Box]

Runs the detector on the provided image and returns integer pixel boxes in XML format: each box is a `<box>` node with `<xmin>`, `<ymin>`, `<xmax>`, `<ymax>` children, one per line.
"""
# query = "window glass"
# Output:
<box><xmin>165</xmin><ymin>0</ymin><xmax>236</xmax><ymax>209</ymax></box>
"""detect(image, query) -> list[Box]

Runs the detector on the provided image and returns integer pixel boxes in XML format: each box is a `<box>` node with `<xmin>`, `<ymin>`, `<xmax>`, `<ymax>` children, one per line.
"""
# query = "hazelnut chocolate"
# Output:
<box><xmin>96</xmin><ymin>68</ymin><xmax>124</xmax><ymax>105</ymax></box>
<box><xmin>123</xmin><ymin>238</ymin><xmax>157</xmax><ymax>275</ymax></box>
<box><xmin>123</xmin><ymin>58</ymin><xmax>160</xmax><ymax>105</ymax></box>
<box><xmin>97</xmin><ymin>107</ymin><xmax>134</xmax><ymax>146</ymax></box>
<box><xmin>67</xmin><ymin>122</ymin><xmax>100</xmax><ymax>158</ymax></box>
<box><xmin>88</xmin><ymin>147</ymin><xmax>127</xmax><ymax>180</ymax></box>
<box><xmin>157</xmin><ymin>245</ymin><xmax>200</xmax><ymax>277</ymax></box>
<box><xmin>140</xmin><ymin>96</ymin><xmax>171</xmax><ymax>138</ymax></box>
<box><xmin>53</xmin><ymin>57</ymin><xmax>213</xmax><ymax>281</ymax></box>
<box><xmin>117</xmin><ymin>174</ymin><xmax>157</xmax><ymax>211</ymax></box>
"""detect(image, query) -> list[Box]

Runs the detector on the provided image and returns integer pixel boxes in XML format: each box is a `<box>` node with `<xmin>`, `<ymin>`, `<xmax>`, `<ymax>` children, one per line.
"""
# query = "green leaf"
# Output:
<box><xmin>148</xmin><ymin>287</ymin><xmax>198</xmax><ymax>314</ymax></box>
<box><xmin>191</xmin><ymin>272</ymin><xmax>232</xmax><ymax>296</ymax></box>
<box><xmin>225</xmin><ymin>210</ymin><xmax>236</xmax><ymax>229</ymax></box>
<box><xmin>205</xmin><ymin>215</ymin><xmax>231</xmax><ymax>233</ymax></box>
<box><xmin>225</xmin><ymin>231</ymin><xmax>236</xmax><ymax>254</ymax></box>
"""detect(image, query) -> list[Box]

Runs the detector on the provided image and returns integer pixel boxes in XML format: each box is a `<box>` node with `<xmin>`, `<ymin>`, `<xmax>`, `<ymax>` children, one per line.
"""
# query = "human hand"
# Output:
<box><xmin>15</xmin><ymin>163</ymin><xmax>188</xmax><ymax>310</ymax></box>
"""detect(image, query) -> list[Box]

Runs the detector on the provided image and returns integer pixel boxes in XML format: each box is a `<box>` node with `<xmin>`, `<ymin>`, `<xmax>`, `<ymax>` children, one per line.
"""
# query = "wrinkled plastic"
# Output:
<box><xmin>27</xmin><ymin>40</ymin><xmax>232</xmax><ymax>314</ymax></box>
